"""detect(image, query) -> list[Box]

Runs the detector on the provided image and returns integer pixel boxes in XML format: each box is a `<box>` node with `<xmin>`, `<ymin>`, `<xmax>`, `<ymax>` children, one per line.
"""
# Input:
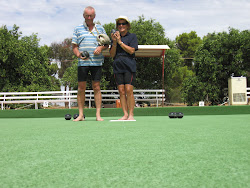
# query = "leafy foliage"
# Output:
<box><xmin>61</xmin><ymin>60</ymin><xmax>78</xmax><ymax>90</ymax></box>
<box><xmin>2</xmin><ymin>22</ymin><xmax>249</xmax><ymax>107</ymax></box>
<box><xmin>131</xmin><ymin>15</ymin><xmax>167</xmax><ymax>45</ymax></box>
<box><xmin>49</xmin><ymin>38</ymin><xmax>75</xmax><ymax>79</ymax></box>
<box><xmin>0</xmin><ymin>25</ymin><xmax>60</xmax><ymax>92</ymax></box>
<box><xmin>176</xmin><ymin>31</ymin><xmax>202</xmax><ymax>68</ymax></box>
<box><xmin>182</xmin><ymin>28</ymin><xmax>250</xmax><ymax>105</ymax></box>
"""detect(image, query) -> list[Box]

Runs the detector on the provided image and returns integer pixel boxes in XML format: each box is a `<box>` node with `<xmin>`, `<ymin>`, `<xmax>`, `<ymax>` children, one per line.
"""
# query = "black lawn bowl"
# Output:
<box><xmin>73</xmin><ymin>114</ymin><xmax>85</xmax><ymax>119</ymax></box>
<box><xmin>168</xmin><ymin>112</ymin><xmax>177</xmax><ymax>118</ymax></box>
<box><xmin>168</xmin><ymin>112</ymin><xmax>184</xmax><ymax>119</ymax></box>
<box><xmin>73</xmin><ymin>114</ymin><xmax>79</xmax><ymax>119</ymax></box>
<box><xmin>81</xmin><ymin>51</ymin><xmax>89</xmax><ymax>58</ymax></box>
<box><xmin>65</xmin><ymin>114</ymin><xmax>72</xmax><ymax>120</ymax></box>
<box><xmin>177</xmin><ymin>112</ymin><xmax>184</xmax><ymax>118</ymax></box>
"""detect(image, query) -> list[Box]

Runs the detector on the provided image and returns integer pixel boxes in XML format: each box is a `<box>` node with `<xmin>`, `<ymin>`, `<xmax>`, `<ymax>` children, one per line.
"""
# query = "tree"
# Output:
<box><xmin>164</xmin><ymin>40</ymin><xmax>193</xmax><ymax>102</ymax></box>
<box><xmin>122</xmin><ymin>16</ymin><xmax>169</xmax><ymax>89</ymax></box>
<box><xmin>49</xmin><ymin>38</ymin><xmax>75</xmax><ymax>79</ymax></box>
<box><xmin>0</xmin><ymin>25</ymin><xmax>60</xmax><ymax>92</ymax></box>
<box><xmin>176</xmin><ymin>31</ymin><xmax>202</xmax><ymax>68</ymax></box>
<box><xmin>181</xmin><ymin>76</ymin><xmax>206</xmax><ymax>106</ymax></box>
<box><xmin>61</xmin><ymin>60</ymin><xmax>78</xmax><ymax>90</ymax></box>
<box><xmin>131</xmin><ymin>15</ymin><xmax>167</xmax><ymax>45</ymax></box>
<box><xmin>182</xmin><ymin>28</ymin><xmax>250</xmax><ymax>105</ymax></box>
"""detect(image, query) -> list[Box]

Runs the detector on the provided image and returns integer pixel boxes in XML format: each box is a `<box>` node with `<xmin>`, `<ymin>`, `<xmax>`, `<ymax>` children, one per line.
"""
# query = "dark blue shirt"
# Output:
<box><xmin>111</xmin><ymin>32</ymin><xmax>138</xmax><ymax>73</ymax></box>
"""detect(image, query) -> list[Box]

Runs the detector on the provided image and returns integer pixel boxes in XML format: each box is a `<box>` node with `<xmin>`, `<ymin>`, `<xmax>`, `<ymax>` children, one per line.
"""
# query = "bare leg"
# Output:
<box><xmin>125</xmin><ymin>84</ymin><xmax>135</xmax><ymax>120</ymax></box>
<box><xmin>92</xmin><ymin>81</ymin><xmax>104</xmax><ymax>121</ymax></box>
<box><xmin>118</xmin><ymin>85</ymin><xmax>128</xmax><ymax>120</ymax></box>
<box><xmin>74</xmin><ymin>81</ymin><xmax>86</xmax><ymax>121</ymax></box>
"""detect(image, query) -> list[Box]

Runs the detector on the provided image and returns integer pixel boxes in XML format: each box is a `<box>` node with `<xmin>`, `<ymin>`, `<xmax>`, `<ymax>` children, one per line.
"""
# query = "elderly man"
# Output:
<box><xmin>72</xmin><ymin>6</ymin><xmax>108</xmax><ymax>121</ymax></box>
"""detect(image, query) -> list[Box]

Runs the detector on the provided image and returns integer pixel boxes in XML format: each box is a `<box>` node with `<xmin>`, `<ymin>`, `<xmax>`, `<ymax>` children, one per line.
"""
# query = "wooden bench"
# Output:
<box><xmin>0</xmin><ymin>89</ymin><xmax>165</xmax><ymax>110</ymax></box>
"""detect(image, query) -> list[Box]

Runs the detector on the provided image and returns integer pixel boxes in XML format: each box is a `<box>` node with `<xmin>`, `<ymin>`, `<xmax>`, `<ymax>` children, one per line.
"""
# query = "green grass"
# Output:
<box><xmin>0</xmin><ymin>114</ymin><xmax>249</xmax><ymax>187</ymax></box>
<box><xmin>0</xmin><ymin>105</ymin><xmax>250</xmax><ymax>118</ymax></box>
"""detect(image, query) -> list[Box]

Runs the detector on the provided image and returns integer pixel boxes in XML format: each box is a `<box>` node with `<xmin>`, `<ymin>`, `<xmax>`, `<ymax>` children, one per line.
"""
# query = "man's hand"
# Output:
<box><xmin>94</xmin><ymin>45</ymin><xmax>107</xmax><ymax>55</ymax></box>
<box><xmin>73</xmin><ymin>44</ymin><xmax>89</xmax><ymax>60</ymax></box>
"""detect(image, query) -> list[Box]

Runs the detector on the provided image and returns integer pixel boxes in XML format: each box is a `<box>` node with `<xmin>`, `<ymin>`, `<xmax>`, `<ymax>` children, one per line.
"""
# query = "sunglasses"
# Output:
<box><xmin>84</xmin><ymin>14</ymin><xmax>95</xmax><ymax>18</ymax></box>
<box><xmin>117</xmin><ymin>22</ymin><xmax>128</xmax><ymax>26</ymax></box>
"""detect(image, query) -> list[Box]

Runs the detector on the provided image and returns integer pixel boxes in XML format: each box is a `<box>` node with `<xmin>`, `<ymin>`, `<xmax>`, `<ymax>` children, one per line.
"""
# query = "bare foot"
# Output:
<box><xmin>119</xmin><ymin>115</ymin><xmax>128</xmax><ymax>120</ymax></box>
<box><xmin>96</xmin><ymin>117</ymin><xmax>104</xmax><ymax>121</ymax></box>
<box><xmin>127</xmin><ymin>116</ymin><xmax>135</xmax><ymax>120</ymax></box>
<box><xmin>73</xmin><ymin>116</ymin><xmax>85</xmax><ymax>121</ymax></box>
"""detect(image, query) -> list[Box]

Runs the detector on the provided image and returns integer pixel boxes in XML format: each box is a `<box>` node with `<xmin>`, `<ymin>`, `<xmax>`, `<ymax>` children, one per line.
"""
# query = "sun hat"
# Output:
<box><xmin>115</xmin><ymin>16</ymin><xmax>131</xmax><ymax>30</ymax></box>
<box><xmin>116</xmin><ymin>16</ymin><xmax>130</xmax><ymax>23</ymax></box>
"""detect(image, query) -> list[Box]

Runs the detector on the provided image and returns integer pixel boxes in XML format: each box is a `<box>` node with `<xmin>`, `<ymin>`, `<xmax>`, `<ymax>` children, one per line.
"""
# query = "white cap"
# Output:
<box><xmin>115</xmin><ymin>16</ymin><xmax>130</xmax><ymax>24</ymax></box>
<box><xmin>115</xmin><ymin>16</ymin><xmax>131</xmax><ymax>29</ymax></box>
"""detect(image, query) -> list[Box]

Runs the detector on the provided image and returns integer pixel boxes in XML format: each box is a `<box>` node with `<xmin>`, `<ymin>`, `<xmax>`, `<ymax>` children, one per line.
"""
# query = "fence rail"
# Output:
<box><xmin>247</xmin><ymin>87</ymin><xmax>250</xmax><ymax>99</ymax></box>
<box><xmin>0</xmin><ymin>89</ymin><xmax>165</xmax><ymax>110</ymax></box>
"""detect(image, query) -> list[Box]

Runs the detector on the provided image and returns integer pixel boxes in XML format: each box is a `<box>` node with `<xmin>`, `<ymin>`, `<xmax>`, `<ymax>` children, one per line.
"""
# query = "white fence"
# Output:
<box><xmin>0</xmin><ymin>89</ymin><xmax>165</xmax><ymax>110</ymax></box>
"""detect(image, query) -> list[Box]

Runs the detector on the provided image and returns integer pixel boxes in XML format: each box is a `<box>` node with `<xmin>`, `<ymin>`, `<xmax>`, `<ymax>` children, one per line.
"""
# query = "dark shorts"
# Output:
<box><xmin>78</xmin><ymin>66</ymin><xmax>102</xmax><ymax>82</ymax></box>
<box><xmin>114</xmin><ymin>72</ymin><xmax>136</xmax><ymax>86</ymax></box>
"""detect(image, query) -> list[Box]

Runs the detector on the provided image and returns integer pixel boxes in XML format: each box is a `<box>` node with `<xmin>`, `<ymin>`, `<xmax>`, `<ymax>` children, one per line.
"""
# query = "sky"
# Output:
<box><xmin>1</xmin><ymin>0</ymin><xmax>250</xmax><ymax>46</ymax></box>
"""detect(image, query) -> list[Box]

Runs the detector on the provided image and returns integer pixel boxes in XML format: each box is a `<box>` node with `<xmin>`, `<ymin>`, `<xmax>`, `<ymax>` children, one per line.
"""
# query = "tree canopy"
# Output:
<box><xmin>175</xmin><ymin>31</ymin><xmax>202</xmax><ymax>68</ymax></box>
<box><xmin>182</xmin><ymin>28</ymin><xmax>250</xmax><ymax>105</ymax></box>
<box><xmin>1</xmin><ymin>22</ymin><xmax>249</xmax><ymax>107</ymax></box>
<box><xmin>0</xmin><ymin>25</ymin><xmax>60</xmax><ymax>92</ymax></box>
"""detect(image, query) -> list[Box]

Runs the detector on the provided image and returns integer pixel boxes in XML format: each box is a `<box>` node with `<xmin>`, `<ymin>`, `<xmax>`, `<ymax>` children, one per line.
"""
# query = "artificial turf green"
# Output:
<box><xmin>0</xmin><ymin>114</ymin><xmax>249</xmax><ymax>187</ymax></box>
<box><xmin>0</xmin><ymin>105</ymin><xmax>250</xmax><ymax>118</ymax></box>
